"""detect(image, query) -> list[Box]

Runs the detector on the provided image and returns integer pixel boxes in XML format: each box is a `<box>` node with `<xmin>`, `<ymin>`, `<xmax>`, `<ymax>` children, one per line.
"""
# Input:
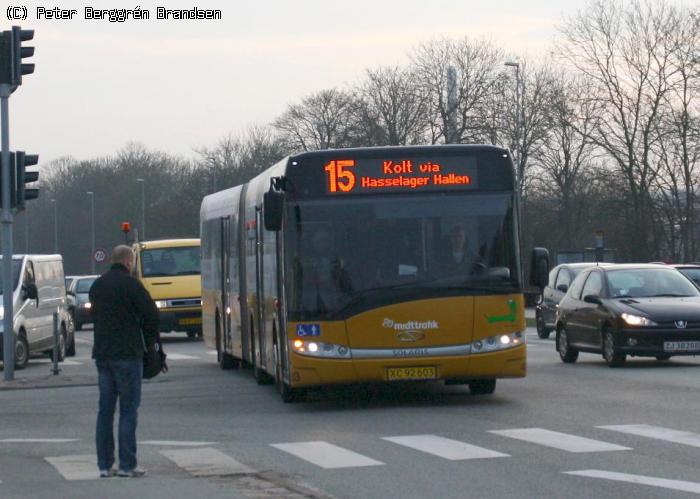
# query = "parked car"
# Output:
<box><xmin>65</xmin><ymin>275</ymin><xmax>78</xmax><ymax>291</ymax></box>
<box><xmin>671</xmin><ymin>264</ymin><xmax>700</xmax><ymax>287</ymax></box>
<box><xmin>535</xmin><ymin>262</ymin><xmax>611</xmax><ymax>339</ymax></box>
<box><xmin>0</xmin><ymin>254</ymin><xmax>73</xmax><ymax>369</ymax></box>
<box><xmin>555</xmin><ymin>263</ymin><xmax>700</xmax><ymax>367</ymax></box>
<box><xmin>67</xmin><ymin>275</ymin><xmax>98</xmax><ymax>331</ymax></box>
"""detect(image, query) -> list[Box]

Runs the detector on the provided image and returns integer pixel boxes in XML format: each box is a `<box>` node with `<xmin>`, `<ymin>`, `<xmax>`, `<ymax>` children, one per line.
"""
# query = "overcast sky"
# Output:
<box><xmin>8</xmin><ymin>0</ymin><xmax>589</xmax><ymax>163</ymax></box>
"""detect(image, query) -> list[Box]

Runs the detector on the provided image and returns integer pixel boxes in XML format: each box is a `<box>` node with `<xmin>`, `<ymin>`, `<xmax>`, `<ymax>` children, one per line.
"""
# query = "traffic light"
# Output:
<box><xmin>11</xmin><ymin>26</ymin><xmax>34</xmax><ymax>87</ymax></box>
<box><xmin>0</xmin><ymin>31</ymin><xmax>12</xmax><ymax>85</ymax></box>
<box><xmin>12</xmin><ymin>151</ymin><xmax>39</xmax><ymax>210</ymax></box>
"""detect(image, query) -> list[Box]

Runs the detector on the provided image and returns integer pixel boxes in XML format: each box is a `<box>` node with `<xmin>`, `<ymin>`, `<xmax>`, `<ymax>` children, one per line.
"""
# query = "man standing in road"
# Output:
<box><xmin>89</xmin><ymin>245</ymin><xmax>158</xmax><ymax>478</ymax></box>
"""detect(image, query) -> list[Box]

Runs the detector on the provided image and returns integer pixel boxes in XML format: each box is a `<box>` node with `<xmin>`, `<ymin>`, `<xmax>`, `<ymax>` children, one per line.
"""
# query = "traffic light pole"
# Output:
<box><xmin>1</xmin><ymin>84</ymin><xmax>15</xmax><ymax>381</ymax></box>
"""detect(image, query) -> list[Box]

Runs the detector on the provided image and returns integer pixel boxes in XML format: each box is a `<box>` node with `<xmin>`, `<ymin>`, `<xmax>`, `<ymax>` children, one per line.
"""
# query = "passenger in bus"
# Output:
<box><xmin>437</xmin><ymin>224</ymin><xmax>483</xmax><ymax>275</ymax></box>
<box><xmin>300</xmin><ymin>228</ymin><xmax>353</xmax><ymax>314</ymax></box>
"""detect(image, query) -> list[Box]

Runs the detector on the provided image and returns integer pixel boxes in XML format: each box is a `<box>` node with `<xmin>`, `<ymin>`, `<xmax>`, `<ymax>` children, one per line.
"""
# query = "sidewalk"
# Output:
<box><xmin>0</xmin><ymin>355</ymin><xmax>97</xmax><ymax>391</ymax></box>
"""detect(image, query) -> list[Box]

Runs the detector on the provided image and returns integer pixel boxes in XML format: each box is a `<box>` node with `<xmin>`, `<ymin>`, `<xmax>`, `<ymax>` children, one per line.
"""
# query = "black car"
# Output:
<box><xmin>672</xmin><ymin>264</ymin><xmax>700</xmax><ymax>287</ymax></box>
<box><xmin>555</xmin><ymin>264</ymin><xmax>700</xmax><ymax>367</ymax></box>
<box><xmin>67</xmin><ymin>275</ymin><xmax>98</xmax><ymax>330</ymax></box>
<box><xmin>535</xmin><ymin>262</ymin><xmax>611</xmax><ymax>339</ymax></box>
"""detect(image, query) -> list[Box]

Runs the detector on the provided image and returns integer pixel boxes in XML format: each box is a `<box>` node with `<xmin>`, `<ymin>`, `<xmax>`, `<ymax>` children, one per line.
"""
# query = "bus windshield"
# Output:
<box><xmin>285</xmin><ymin>192</ymin><xmax>520</xmax><ymax>320</ymax></box>
<box><xmin>141</xmin><ymin>247</ymin><xmax>201</xmax><ymax>277</ymax></box>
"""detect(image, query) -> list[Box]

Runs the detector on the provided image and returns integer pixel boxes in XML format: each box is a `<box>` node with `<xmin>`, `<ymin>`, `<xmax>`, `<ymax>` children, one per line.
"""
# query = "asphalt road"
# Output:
<box><xmin>2</xmin><ymin>328</ymin><xmax>700</xmax><ymax>498</ymax></box>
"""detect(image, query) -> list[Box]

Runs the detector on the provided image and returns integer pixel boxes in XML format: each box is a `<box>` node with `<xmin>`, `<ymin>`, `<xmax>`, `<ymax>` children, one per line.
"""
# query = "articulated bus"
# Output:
<box><xmin>201</xmin><ymin>145</ymin><xmax>535</xmax><ymax>402</ymax></box>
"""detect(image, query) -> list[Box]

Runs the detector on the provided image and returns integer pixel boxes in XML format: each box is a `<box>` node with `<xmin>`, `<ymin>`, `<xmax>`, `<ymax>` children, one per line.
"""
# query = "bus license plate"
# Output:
<box><xmin>664</xmin><ymin>341</ymin><xmax>700</xmax><ymax>352</ymax></box>
<box><xmin>179</xmin><ymin>317</ymin><xmax>202</xmax><ymax>326</ymax></box>
<box><xmin>387</xmin><ymin>366</ymin><xmax>437</xmax><ymax>381</ymax></box>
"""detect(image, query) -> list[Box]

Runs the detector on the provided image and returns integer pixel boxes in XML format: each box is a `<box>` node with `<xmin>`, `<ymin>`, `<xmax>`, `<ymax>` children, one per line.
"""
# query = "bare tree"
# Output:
<box><xmin>411</xmin><ymin>37</ymin><xmax>503</xmax><ymax>144</ymax></box>
<box><xmin>272</xmin><ymin>88</ymin><xmax>362</xmax><ymax>151</ymax></box>
<box><xmin>354</xmin><ymin>66</ymin><xmax>429</xmax><ymax>145</ymax></box>
<box><xmin>558</xmin><ymin>0</ymin><xmax>681</xmax><ymax>260</ymax></box>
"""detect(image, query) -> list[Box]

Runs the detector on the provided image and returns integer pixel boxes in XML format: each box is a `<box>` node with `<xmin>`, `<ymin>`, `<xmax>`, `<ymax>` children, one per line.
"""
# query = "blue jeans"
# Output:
<box><xmin>95</xmin><ymin>358</ymin><xmax>142</xmax><ymax>471</ymax></box>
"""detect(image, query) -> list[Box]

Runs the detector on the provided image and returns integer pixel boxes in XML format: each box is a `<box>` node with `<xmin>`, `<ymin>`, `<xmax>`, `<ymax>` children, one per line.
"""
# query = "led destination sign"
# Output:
<box><xmin>323</xmin><ymin>156</ymin><xmax>478</xmax><ymax>194</ymax></box>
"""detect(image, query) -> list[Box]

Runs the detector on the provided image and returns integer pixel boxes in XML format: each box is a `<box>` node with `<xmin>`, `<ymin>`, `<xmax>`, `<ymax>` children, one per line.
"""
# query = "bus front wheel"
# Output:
<box><xmin>274</xmin><ymin>341</ymin><xmax>304</xmax><ymax>403</ymax></box>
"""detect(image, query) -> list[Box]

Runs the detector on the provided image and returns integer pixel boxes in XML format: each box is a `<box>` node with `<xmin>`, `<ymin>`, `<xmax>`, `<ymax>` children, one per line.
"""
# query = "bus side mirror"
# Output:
<box><xmin>530</xmin><ymin>247</ymin><xmax>550</xmax><ymax>290</ymax></box>
<box><xmin>263</xmin><ymin>191</ymin><xmax>283</xmax><ymax>231</ymax></box>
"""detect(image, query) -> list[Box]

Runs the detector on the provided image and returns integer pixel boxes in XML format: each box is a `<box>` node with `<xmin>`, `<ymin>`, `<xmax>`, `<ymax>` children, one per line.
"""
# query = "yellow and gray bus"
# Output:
<box><xmin>200</xmin><ymin>145</ymin><xmax>533</xmax><ymax>401</ymax></box>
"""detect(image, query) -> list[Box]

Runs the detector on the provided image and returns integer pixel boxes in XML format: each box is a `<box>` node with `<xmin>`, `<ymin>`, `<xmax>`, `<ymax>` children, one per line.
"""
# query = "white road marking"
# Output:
<box><xmin>206</xmin><ymin>351</ymin><xmax>218</xmax><ymax>356</ymax></box>
<box><xmin>382</xmin><ymin>435</ymin><xmax>509</xmax><ymax>460</ymax></box>
<box><xmin>165</xmin><ymin>353</ymin><xmax>199</xmax><ymax>360</ymax></box>
<box><xmin>141</xmin><ymin>440</ymin><xmax>217</xmax><ymax>446</ymax></box>
<box><xmin>489</xmin><ymin>428</ymin><xmax>631</xmax><ymax>453</ymax></box>
<box><xmin>0</xmin><ymin>438</ymin><xmax>79</xmax><ymax>443</ymax></box>
<box><xmin>565</xmin><ymin>470</ymin><xmax>700</xmax><ymax>494</ymax></box>
<box><xmin>74</xmin><ymin>338</ymin><xmax>92</xmax><ymax>345</ymax></box>
<box><xmin>45</xmin><ymin>454</ymin><xmax>98</xmax><ymax>481</ymax></box>
<box><xmin>271</xmin><ymin>441</ymin><xmax>384</xmax><ymax>469</ymax></box>
<box><xmin>160</xmin><ymin>447</ymin><xmax>254</xmax><ymax>476</ymax></box>
<box><xmin>599</xmin><ymin>424</ymin><xmax>700</xmax><ymax>448</ymax></box>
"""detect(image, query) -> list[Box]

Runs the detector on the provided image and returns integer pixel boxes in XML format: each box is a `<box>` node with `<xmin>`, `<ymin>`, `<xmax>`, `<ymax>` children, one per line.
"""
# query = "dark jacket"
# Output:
<box><xmin>89</xmin><ymin>263</ymin><xmax>159</xmax><ymax>360</ymax></box>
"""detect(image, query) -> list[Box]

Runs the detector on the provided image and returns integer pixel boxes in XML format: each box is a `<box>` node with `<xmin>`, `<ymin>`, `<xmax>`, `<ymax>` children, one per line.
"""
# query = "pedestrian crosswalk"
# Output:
<box><xmin>6</xmin><ymin>422</ymin><xmax>700</xmax><ymax>490</ymax></box>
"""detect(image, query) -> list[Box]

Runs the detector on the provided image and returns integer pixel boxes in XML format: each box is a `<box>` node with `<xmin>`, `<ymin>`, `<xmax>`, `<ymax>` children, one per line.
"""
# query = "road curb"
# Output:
<box><xmin>0</xmin><ymin>374</ymin><xmax>97</xmax><ymax>391</ymax></box>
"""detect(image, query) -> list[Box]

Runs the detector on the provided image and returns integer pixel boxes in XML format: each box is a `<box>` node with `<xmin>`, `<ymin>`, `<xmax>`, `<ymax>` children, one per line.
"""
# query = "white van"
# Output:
<box><xmin>0</xmin><ymin>255</ymin><xmax>73</xmax><ymax>370</ymax></box>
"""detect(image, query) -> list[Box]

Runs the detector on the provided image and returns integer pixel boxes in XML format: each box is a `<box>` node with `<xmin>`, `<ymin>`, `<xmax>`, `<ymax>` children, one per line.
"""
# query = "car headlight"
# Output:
<box><xmin>621</xmin><ymin>313</ymin><xmax>657</xmax><ymax>326</ymax></box>
<box><xmin>471</xmin><ymin>331</ymin><xmax>525</xmax><ymax>353</ymax></box>
<box><xmin>82</xmin><ymin>302</ymin><xmax>92</xmax><ymax>309</ymax></box>
<box><xmin>155</xmin><ymin>300</ymin><xmax>167</xmax><ymax>309</ymax></box>
<box><xmin>291</xmin><ymin>339</ymin><xmax>351</xmax><ymax>359</ymax></box>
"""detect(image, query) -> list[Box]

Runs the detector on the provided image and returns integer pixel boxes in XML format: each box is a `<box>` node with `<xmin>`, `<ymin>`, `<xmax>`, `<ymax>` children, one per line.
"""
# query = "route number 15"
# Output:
<box><xmin>324</xmin><ymin>160</ymin><xmax>356</xmax><ymax>193</ymax></box>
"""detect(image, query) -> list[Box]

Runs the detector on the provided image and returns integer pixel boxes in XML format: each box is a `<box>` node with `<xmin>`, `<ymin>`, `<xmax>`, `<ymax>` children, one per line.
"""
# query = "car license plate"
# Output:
<box><xmin>179</xmin><ymin>317</ymin><xmax>202</xmax><ymax>326</ymax></box>
<box><xmin>387</xmin><ymin>366</ymin><xmax>437</xmax><ymax>381</ymax></box>
<box><xmin>663</xmin><ymin>341</ymin><xmax>700</xmax><ymax>352</ymax></box>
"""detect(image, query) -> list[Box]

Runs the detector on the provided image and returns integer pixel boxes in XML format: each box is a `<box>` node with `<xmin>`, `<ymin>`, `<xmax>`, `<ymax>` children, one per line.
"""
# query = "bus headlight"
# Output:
<box><xmin>155</xmin><ymin>300</ymin><xmax>167</xmax><ymax>309</ymax></box>
<box><xmin>291</xmin><ymin>339</ymin><xmax>351</xmax><ymax>359</ymax></box>
<box><xmin>471</xmin><ymin>331</ymin><xmax>525</xmax><ymax>353</ymax></box>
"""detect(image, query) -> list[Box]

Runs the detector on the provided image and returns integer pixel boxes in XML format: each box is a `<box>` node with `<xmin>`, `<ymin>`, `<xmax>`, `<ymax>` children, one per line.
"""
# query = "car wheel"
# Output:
<box><xmin>469</xmin><ymin>379</ymin><xmax>496</xmax><ymax>395</ymax></box>
<box><xmin>14</xmin><ymin>332</ymin><xmax>29</xmax><ymax>370</ymax></box>
<box><xmin>75</xmin><ymin>322</ymin><xmax>83</xmax><ymax>331</ymax></box>
<box><xmin>55</xmin><ymin>326</ymin><xmax>67</xmax><ymax>362</ymax></box>
<box><xmin>656</xmin><ymin>355</ymin><xmax>671</xmax><ymax>361</ymax></box>
<box><xmin>186</xmin><ymin>331</ymin><xmax>197</xmax><ymax>339</ymax></box>
<box><xmin>274</xmin><ymin>341</ymin><xmax>304</xmax><ymax>403</ymax></box>
<box><xmin>536</xmin><ymin>311</ymin><xmax>550</xmax><ymax>339</ymax></box>
<box><xmin>557</xmin><ymin>326</ymin><xmax>579</xmax><ymax>363</ymax></box>
<box><xmin>603</xmin><ymin>329</ymin><xmax>626</xmax><ymax>367</ymax></box>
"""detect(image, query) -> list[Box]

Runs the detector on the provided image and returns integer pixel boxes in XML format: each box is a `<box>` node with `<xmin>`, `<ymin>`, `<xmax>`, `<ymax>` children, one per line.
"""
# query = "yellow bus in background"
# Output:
<box><xmin>133</xmin><ymin>238</ymin><xmax>202</xmax><ymax>338</ymax></box>
<box><xmin>201</xmin><ymin>145</ymin><xmax>538</xmax><ymax>402</ymax></box>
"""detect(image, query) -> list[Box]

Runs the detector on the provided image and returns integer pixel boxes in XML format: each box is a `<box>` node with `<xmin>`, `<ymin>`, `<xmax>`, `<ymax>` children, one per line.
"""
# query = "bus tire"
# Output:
<box><xmin>274</xmin><ymin>341</ymin><xmax>304</xmax><ymax>403</ymax></box>
<box><xmin>469</xmin><ymin>379</ymin><xmax>496</xmax><ymax>395</ymax></box>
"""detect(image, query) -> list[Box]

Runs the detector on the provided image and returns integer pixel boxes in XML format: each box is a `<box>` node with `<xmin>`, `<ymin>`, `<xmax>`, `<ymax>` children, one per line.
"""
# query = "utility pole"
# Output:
<box><xmin>446</xmin><ymin>66</ymin><xmax>457</xmax><ymax>144</ymax></box>
<box><xmin>136</xmin><ymin>178</ymin><xmax>145</xmax><ymax>240</ymax></box>
<box><xmin>1</xmin><ymin>26</ymin><xmax>36</xmax><ymax>381</ymax></box>
<box><xmin>51</xmin><ymin>199</ymin><xmax>57</xmax><ymax>253</ymax></box>
<box><xmin>505</xmin><ymin>61</ymin><xmax>522</xmax><ymax>187</ymax></box>
<box><xmin>87</xmin><ymin>191</ymin><xmax>95</xmax><ymax>273</ymax></box>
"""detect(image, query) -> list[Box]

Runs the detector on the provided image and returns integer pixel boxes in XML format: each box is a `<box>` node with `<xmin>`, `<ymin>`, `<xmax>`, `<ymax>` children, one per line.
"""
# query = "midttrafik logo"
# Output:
<box><xmin>382</xmin><ymin>318</ymin><xmax>439</xmax><ymax>330</ymax></box>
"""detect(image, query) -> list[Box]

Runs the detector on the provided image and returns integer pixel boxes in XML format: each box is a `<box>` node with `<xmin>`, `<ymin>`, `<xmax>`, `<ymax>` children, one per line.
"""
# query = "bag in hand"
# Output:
<box><xmin>143</xmin><ymin>336</ymin><xmax>168</xmax><ymax>380</ymax></box>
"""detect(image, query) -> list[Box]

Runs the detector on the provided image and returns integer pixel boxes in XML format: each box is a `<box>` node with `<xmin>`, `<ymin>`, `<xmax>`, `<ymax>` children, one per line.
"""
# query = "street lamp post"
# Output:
<box><xmin>504</xmin><ymin>61</ymin><xmax>521</xmax><ymax>185</ymax></box>
<box><xmin>136</xmin><ymin>178</ymin><xmax>145</xmax><ymax>240</ymax></box>
<box><xmin>50</xmin><ymin>199</ymin><xmax>58</xmax><ymax>254</ymax></box>
<box><xmin>87</xmin><ymin>191</ymin><xmax>95</xmax><ymax>273</ymax></box>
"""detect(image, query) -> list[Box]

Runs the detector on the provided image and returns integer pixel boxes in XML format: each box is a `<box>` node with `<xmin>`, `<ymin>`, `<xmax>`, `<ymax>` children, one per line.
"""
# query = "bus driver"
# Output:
<box><xmin>300</xmin><ymin>228</ymin><xmax>352</xmax><ymax>314</ymax></box>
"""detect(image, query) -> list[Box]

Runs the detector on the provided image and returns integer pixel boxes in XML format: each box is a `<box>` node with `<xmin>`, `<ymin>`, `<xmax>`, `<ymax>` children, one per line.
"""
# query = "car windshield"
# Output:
<box><xmin>677</xmin><ymin>268</ymin><xmax>700</xmax><ymax>287</ymax></box>
<box><xmin>76</xmin><ymin>277</ymin><xmax>96</xmax><ymax>293</ymax></box>
<box><xmin>607</xmin><ymin>269</ymin><xmax>700</xmax><ymax>298</ymax></box>
<box><xmin>285</xmin><ymin>192</ymin><xmax>520</xmax><ymax>320</ymax></box>
<box><xmin>141</xmin><ymin>247</ymin><xmax>200</xmax><ymax>277</ymax></box>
